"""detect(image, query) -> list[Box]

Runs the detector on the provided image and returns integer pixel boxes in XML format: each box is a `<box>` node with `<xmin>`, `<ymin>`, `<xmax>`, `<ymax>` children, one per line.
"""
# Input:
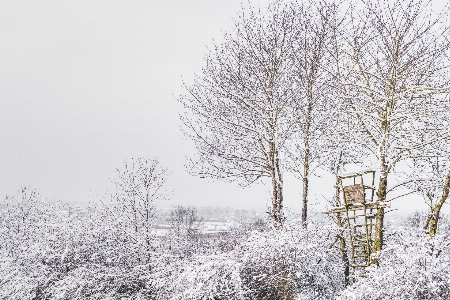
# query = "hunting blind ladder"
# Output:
<box><xmin>324</xmin><ymin>170</ymin><xmax>390</xmax><ymax>269</ymax></box>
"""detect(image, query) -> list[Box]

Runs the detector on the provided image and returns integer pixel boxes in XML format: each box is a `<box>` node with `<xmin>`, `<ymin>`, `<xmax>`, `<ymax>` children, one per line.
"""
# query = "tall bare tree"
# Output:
<box><xmin>330</xmin><ymin>0</ymin><xmax>450</xmax><ymax>254</ymax></box>
<box><xmin>180</xmin><ymin>1</ymin><xmax>298</xmax><ymax>227</ymax></box>
<box><xmin>284</xmin><ymin>0</ymin><xmax>343</xmax><ymax>228</ymax></box>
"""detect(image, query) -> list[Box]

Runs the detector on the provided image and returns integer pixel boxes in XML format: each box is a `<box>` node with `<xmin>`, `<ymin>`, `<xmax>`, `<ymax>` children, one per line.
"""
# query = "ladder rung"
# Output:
<box><xmin>353</xmin><ymin>243</ymin><xmax>369</xmax><ymax>248</ymax></box>
<box><xmin>354</xmin><ymin>224</ymin><xmax>369</xmax><ymax>228</ymax></box>
<box><xmin>353</xmin><ymin>263</ymin><xmax>370</xmax><ymax>268</ymax></box>
<box><xmin>354</xmin><ymin>254</ymin><xmax>369</xmax><ymax>258</ymax></box>
<box><xmin>353</xmin><ymin>240</ymin><xmax>372</xmax><ymax>245</ymax></box>
<box><xmin>363</xmin><ymin>185</ymin><xmax>376</xmax><ymax>190</ymax></box>
<box><xmin>354</xmin><ymin>232</ymin><xmax>369</xmax><ymax>236</ymax></box>
<box><xmin>353</xmin><ymin>232</ymin><xmax>370</xmax><ymax>237</ymax></box>
<box><xmin>354</xmin><ymin>235</ymin><xmax>370</xmax><ymax>238</ymax></box>
<box><xmin>354</xmin><ymin>232</ymin><xmax>368</xmax><ymax>236</ymax></box>
<box><xmin>354</xmin><ymin>235</ymin><xmax>368</xmax><ymax>239</ymax></box>
<box><xmin>354</xmin><ymin>232</ymin><xmax>370</xmax><ymax>235</ymax></box>
<box><xmin>354</xmin><ymin>239</ymin><xmax>370</xmax><ymax>243</ymax></box>
<box><xmin>350</xmin><ymin>213</ymin><xmax>377</xmax><ymax>218</ymax></box>
<box><xmin>354</xmin><ymin>234</ymin><xmax>370</xmax><ymax>237</ymax></box>
<box><xmin>354</xmin><ymin>232</ymin><xmax>371</xmax><ymax>236</ymax></box>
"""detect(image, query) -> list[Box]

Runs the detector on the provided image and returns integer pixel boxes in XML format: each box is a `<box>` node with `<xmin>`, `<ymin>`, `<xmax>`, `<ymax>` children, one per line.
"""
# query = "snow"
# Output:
<box><xmin>2</xmin><ymin>187</ymin><xmax>450</xmax><ymax>299</ymax></box>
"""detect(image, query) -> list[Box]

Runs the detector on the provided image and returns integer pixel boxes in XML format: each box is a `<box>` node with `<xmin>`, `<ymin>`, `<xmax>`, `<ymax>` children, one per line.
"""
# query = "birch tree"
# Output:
<box><xmin>331</xmin><ymin>0</ymin><xmax>450</xmax><ymax>254</ymax></box>
<box><xmin>180</xmin><ymin>1</ymin><xmax>298</xmax><ymax>227</ymax></box>
<box><xmin>284</xmin><ymin>0</ymin><xmax>346</xmax><ymax>228</ymax></box>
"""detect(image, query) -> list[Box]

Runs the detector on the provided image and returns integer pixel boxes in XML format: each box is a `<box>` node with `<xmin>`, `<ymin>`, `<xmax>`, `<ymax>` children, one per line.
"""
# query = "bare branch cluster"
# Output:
<box><xmin>180</xmin><ymin>0</ymin><xmax>450</xmax><ymax>235</ymax></box>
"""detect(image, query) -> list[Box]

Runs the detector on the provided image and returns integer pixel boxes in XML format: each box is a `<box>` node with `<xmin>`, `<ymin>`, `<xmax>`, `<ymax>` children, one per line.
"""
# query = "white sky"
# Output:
<box><xmin>0</xmin><ymin>0</ymin><xmax>448</xmax><ymax>216</ymax></box>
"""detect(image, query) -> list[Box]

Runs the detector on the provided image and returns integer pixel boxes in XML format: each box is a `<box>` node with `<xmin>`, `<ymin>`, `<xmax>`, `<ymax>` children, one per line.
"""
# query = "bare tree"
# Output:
<box><xmin>0</xmin><ymin>186</ymin><xmax>44</xmax><ymax>258</ymax></box>
<box><xmin>421</xmin><ymin>163</ymin><xmax>450</xmax><ymax>238</ymax></box>
<box><xmin>167</xmin><ymin>206</ymin><xmax>204</xmax><ymax>258</ymax></box>
<box><xmin>169</xmin><ymin>206</ymin><xmax>203</xmax><ymax>238</ymax></box>
<box><xmin>180</xmin><ymin>1</ymin><xmax>298</xmax><ymax>227</ymax></box>
<box><xmin>283</xmin><ymin>0</ymin><xmax>344</xmax><ymax>228</ymax></box>
<box><xmin>330</xmin><ymin>0</ymin><xmax>450</xmax><ymax>254</ymax></box>
<box><xmin>405</xmin><ymin>139</ymin><xmax>450</xmax><ymax>238</ymax></box>
<box><xmin>106</xmin><ymin>157</ymin><xmax>171</xmax><ymax>270</ymax></box>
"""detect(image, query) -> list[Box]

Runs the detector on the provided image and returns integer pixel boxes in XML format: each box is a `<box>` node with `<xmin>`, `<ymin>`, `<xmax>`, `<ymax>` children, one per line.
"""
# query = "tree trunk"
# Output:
<box><xmin>334</xmin><ymin>155</ymin><xmax>350</xmax><ymax>286</ymax></box>
<box><xmin>301</xmin><ymin>149</ymin><xmax>309</xmax><ymax>228</ymax></box>
<box><xmin>339</xmin><ymin>233</ymin><xmax>350</xmax><ymax>286</ymax></box>
<box><xmin>373</xmin><ymin>174</ymin><xmax>387</xmax><ymax>256</ymax></box>
<box><xmin>282</xmin><ymin>259</ymin><xmax>291</xmax><ymax>300</ymax></box>
<box><xmin>270</xmin><ymin>146</ymin><xmax>284</xmax><ymax>227</ymax></box>
<box><xmin>301</xmin><ymin>94</ymin><xmax>312</xmax><ymax>228</ymax></box>
<box><xmin>336</xmin><ymin>190</ymin><xmax>350</xmax><ymax>286</ymax></box>
<box><xmin>133</xmin><ymin>195</ymin><xmax>141</xmax><ymax>266</ymax></box>
<box><xmin>145</xmin><ymin>192</ymin><xmax>152</xmax><ymax>272</ymax></box>
<box><xmin>425</xmin><ymin>171</ymin><xmax>450</xmax><ymax>237</ymax></box>
<box><xmin>276</xmin><ymin>149</ymin><xmax>284</xmax><ymax>225</ymax></box>
<box><xmin>271</xmin><ymin>168</ymin><xmax>279</xmax><ymax>227</ymax></box>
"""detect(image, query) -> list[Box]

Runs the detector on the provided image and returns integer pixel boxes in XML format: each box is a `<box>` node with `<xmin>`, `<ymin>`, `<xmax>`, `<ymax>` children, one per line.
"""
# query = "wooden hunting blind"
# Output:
<box><xmin>323</xmin><ymin>170</ymin><xmax>390</xmax><ymax>269</ymax></box>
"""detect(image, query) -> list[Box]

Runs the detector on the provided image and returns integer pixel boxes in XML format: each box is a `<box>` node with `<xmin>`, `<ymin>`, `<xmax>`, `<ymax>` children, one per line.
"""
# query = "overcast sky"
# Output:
<box><xmin>0</xmin><ymin>0</ymin><xmax>447</xmax><ymax>215</ymax></box>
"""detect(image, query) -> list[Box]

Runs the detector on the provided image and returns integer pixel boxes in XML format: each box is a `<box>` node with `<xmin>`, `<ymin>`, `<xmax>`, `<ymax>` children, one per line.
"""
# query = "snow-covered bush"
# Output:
<box><xmin>0</xmin><ymin>187</ymin><xmax>157</xmax><ymax>300</ymax></box>
<box><xmin>6</xmin><ymin>186</ymin><xmax>450</xmax><ymax>299</ymax></box>
<box><xmin>157</xmin><ymin>219</ymin><xmax>346</xmax><ymax>300</ymax></box>
<box><xmin>338</xmin><ymin>226</ymin><xmax>450</xmax><ymax>300</ymax></box>
<box><xmin>237</xmin><ymin>221</ymin><xmax>346</xmax><ymax>300</ymax></box>
<box><xmin>161</xmin><ymin>255</ymin><xmax>247</xmax><ymax>300</ymax></box>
